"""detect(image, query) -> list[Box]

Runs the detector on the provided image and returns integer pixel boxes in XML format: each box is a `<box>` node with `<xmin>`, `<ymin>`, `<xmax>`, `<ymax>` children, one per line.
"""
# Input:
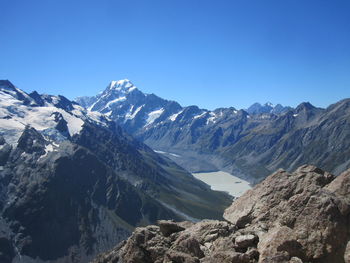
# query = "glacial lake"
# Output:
<box><xmin>192</xmin><ymin>171</ymin><xmax>252</xmax><ymax>197</ymax></box>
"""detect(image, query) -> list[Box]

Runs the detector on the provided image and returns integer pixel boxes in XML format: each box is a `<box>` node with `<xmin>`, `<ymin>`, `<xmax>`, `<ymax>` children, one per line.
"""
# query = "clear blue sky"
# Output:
<box><xmin>1</xmin><ymin>0</ymin><xmax>349</xmax><ymax>110</ymax></box>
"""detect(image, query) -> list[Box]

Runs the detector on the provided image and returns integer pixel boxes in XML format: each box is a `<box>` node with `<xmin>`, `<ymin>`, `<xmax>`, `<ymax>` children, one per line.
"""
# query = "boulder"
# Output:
<box><xmin>158</xmin><ymin>220</ymin><xmax>186</xmax><ymax>237</ymax></box>
<box><xmin>93</xmin><ymin>165</ymin><xmax>350</xmax><ymax>263</ymax></box>
<box><xmin>235</xmin><ymin>234</ymin><xmax>258</xmax><ymax>248</ymax></box>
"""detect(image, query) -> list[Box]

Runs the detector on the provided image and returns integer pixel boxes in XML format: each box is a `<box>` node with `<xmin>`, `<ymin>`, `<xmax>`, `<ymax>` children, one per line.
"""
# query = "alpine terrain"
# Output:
<box><xmin>77</xmin><ymin>79</ymin><xmax>350</xmax><ymax>183</ymax></box>
<box><xmin>0</xmin><ymin>80</ymin><xmax>231</xmax><ymax>263</ymax></box>
<box><xmin>93</xmin><ymin>165</ymin><xmax>350</xmax><ymax>263</ymax></box>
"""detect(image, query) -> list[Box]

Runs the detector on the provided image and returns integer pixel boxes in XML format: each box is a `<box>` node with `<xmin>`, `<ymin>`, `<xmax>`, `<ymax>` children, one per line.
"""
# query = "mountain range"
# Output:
<box><xmin>77</xmin><ymin>79</ymin><xmax>350</xmax><ymax>183</ymax></box>
<box><xmin>0</xmin><ymin>80</ymin><xmax>231</xmax><ymax>263</ymax></box>
<box><xmin>1</xmin><ymin>78</ymin><xmax>349</xmax><ymax>262</ymax></box>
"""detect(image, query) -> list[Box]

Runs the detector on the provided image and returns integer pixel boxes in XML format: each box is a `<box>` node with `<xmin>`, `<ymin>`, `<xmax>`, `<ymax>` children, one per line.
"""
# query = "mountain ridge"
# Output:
<box><xmin>0</xmin><ymin>80</ymin><xmax>231</xmax><ymax>263</ymax></box>
<box><xmin>76</xmin><ymin>79</ymin><xmax>350</xmax><ymax>183</ymax></box>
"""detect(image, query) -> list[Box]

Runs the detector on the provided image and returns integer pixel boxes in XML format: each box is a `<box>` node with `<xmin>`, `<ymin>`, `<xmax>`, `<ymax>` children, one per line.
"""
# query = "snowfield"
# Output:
<box><xmin>0</xmin><ymin>83</ymin><xmax>108</xmax><ymax>146</ymax></box>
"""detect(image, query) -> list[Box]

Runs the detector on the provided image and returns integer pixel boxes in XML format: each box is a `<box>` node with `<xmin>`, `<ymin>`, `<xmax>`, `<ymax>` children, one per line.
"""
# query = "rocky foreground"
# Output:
<box><xmin>93</xmin><ymin>165</ymin><xmax>350</xmax><ymax>263</ymax></box>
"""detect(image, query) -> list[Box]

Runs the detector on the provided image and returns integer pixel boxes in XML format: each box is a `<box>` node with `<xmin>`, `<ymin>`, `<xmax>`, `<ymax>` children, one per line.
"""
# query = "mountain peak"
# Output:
<box><xmin>0</xmin><ymin>79</ymin><xmax>15</xmax><ymax>89</ymax></box>
<box><xmin>0</xmin><ymin>80</ymin><xmax>19</xmax><ymax>94</ymax></box>
<box><xmin>247</xmin><ymin>102</ymin><xmax>291</xmax><ymax>115</ymax></box>
<box><xmin>75</xmin><ymin>79</ymin><xmax>143</xmax><ymax>113</ymax></box>
<box><xmin>264</xmin><ymin>102</ymin><xmax>274</xmax><ymax>107</ymax></box>
<box><xmin>295</xmin><ymin>102</ymin><xmax>315</xmax><ymax>112</ymax></box>
<box><xmin>108</xmin><ymin>79</ymin><xmax>136</xmax><ymax>93</ymax></box>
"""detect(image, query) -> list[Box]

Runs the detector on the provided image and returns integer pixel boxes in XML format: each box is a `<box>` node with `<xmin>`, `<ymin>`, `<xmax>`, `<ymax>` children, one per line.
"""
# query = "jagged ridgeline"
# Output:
<box><xmin>77</xmin><ymin>79</ymin><xmax>350</xmax><ymax>183</ymax></box>
<box><xmin>0</xmin><ymin>80</ymin><xmax>231</xmax><ymax>263</ymax></box>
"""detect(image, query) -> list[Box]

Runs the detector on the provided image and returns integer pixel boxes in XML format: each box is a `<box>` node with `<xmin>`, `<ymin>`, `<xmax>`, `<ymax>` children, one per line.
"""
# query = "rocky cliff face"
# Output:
<box><xmin>93</xmin><ymin>165</ymin><xmax>350</xmax><ymax>263</ymax></box>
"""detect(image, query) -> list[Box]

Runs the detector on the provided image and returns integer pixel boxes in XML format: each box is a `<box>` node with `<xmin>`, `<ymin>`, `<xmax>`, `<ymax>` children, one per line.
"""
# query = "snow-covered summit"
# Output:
<box><xmin>0</xmin><ymin>80</ymin><xmax>109</xmax><ymax>146</ymax></box>
<box><xmin>76</xmin><ymin>79</ymin><xmax>184</xmax><ymax>132</ymax></box>
<box><xmin>246</xmin><ymin>102</ymin><xmax>291</xmax><ymax>115</ymax></box>
<box><xmin>82</xmin><ymin>79</ymin><xmax>140</xmax><ymax>112</ymax></box>
<box><xmin>108</xmin><ymin>79</ymin><xmax>136</xmax><ymax>93</ymax></box>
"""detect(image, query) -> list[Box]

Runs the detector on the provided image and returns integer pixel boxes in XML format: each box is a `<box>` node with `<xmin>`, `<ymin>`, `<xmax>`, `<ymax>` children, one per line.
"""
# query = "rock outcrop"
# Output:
<box><xmin>93</xmin><ymin>165</ymin><xmax>350</xmax><ymax>263</ymax></box>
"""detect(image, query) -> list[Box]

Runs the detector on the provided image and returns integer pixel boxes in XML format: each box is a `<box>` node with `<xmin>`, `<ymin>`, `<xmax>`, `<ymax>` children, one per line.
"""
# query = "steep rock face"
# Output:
<box><xmin>1</xmin><ymin>128</ymin><xmax>183</xmax><ymax>263</ymax></box>
<box><xmin>94</xmin><ymin>165</ymin><xmax>350</xmax><ymax>263</ymax></box>
<box><xmin>224</xmin><ymin>165</ymin><xmax>349</xmax><ymax>262</ymax></box>
<box><xmin>0</xmin><ymin>81</ymin><xmax>232</xmax><ymax>263</ymax></box>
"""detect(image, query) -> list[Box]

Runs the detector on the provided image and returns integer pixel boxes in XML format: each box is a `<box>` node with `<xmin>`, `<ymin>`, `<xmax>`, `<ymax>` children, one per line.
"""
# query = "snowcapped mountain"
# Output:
<box><xmin>76</xmin><ymin>79</ymin><xmax>183</xmax><ymax>134</ymax></box>
<box><xmin>76</xmin><ymin>80</ymin><xmax>293</xmax><ymax>138</ymax></box>
<box><xmin>76</xmin><ymin>79</ymin><xmax>296</xmax><ymax>176</ymax></box>
<box><xmin>79</xmin><ymin>79</ymin><xmax>350</xmax><ymax>183</ymax></box>
<box><xmin>76</xmin><ymin>79</ymin><xmax>244</xmax><ymax>136</ymax></box>
<box><xmin>0</xmin><ymin>80</ymin><xmax>231</xmax><ymax>263</ymax></box>
<box><xmin>0</xmin><ymin>80</ymin><xmax>108</xmax><ymax>146</ymax></box>
<box><xmin>2</xmin><ymin>78</ymin><xmax>350</xmax><ymax>262</ymax></box>
<box><xmin>246</xmin><ymin>102</ymin><xmax>292</xmax><ymax>115</ymax></box>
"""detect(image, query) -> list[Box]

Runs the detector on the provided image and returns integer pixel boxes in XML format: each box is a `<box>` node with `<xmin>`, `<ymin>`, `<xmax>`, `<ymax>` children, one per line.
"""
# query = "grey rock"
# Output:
<box><xmin>344</xmin><ymin>241</ymin><xmax>350</xmax><ymax>263</ymax></box>
<box><xmin>158</xmin><ymin>220</ymin><xmax>186</xmax><ymax>237</ymax></box>
<box><xmin>235</xmin><ymin>234</ymin><xmax>258</xmax><ymax>248</ymax></box>
<box><xmin>94</xmin><ymin>165</ymin><xmax>350</xmax><ymax>263</ymax></box>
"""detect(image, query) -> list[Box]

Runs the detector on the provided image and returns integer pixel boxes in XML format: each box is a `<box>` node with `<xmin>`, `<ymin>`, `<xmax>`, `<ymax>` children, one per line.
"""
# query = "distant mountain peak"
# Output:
<box><xmin>246</xmin><ymin>102</ymin><xmax>290</xmax><ymax>115</ymax></box>
<box><xmin>295</xmin><ymin>102</ymin><xmax>316</xmax><ymax>112</ymax></box>
<box><xmin>108</xmin><ymin>79</ymin><xmax>136</xmax><ymax>93</ymax></box>
<box><xmin>0</xmin><ymin>79</ymin><xmax>15</xmax><ymax>89</ymax></box>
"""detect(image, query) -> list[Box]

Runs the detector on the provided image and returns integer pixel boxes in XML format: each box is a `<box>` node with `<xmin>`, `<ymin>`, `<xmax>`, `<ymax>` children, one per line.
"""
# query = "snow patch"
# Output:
<box><xmin>193</xmin><ymin>112</ymin><xmax>206</xmax><ymax>120</ymax></box>
<box><xmin>155</xmin><ymin>150</ymin><xmax>181</xmax><ymax>158</ymax></box>
<box><xmin>88</xmin><ymin>101</ymin><xmax>98</xmax><ymax>111</ymax></box>
<box><xmin>0</xmin><ymin>90</ymin><xmax>85</xmax><ymax>144</ymax></box>
<box><xmin>39</xmin><ymin>143</ymin><xmax>57</xmax><ymax>160</ymax></box>
<box><xmin>50</xmin><ymin>96</ymin><xmax>60</xmax><ymax>105</ymax></box>
<box><xmin>0</xmin><ymin>119</ymin><xmax>25</xmax><ymax>145</ymax></box>
<box><xmin>61</xmin><ymin>111</ymin><xmax>84</xmax><ymax>135</ymax></box>
<box><xmin>104</xmin><ymin>96</ymin><xmax>126</xmax><ymax>109</ymax></box>
<box><xmin>125</xmin><ymin>105</ymin><xmax>143</xmax><ymax>120</ymax></box>
<box><xmin>145</xmin><ymin>108</ymin><xmax>164</xmax><ymax>126</ymax></box>
<box><xmin>86</xmin><ymin>110</ymin><xmax>108</xmax><ymax>125</ymax></box>
<box><xmin>128</xmin><ymin>86</ymin><xmax>137</xmax><ymax>92</ymax></box>
<box><xmin>260</xmin><ymin>114</ymin><xmax>270</xmax><ymax>119</ymax></box>
<box><xmin>206</xmin><ymin>112</ymin><xmax>217</xmax><ymax>124</ymax></box>
<box><xmin>169</xmin><ymin>110</ymin><xmax>183</xmax><ymax>121</ymax></box>
<box><xmin>46</xmin><ymin>144</ymin><xmax>54</xmax><ymax>152</ymax></box>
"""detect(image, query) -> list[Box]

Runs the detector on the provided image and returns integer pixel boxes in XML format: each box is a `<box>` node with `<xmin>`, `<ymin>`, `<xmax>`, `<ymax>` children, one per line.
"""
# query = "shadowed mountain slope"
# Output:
<box><xmin>0</xmin><ymin>80</ymin><xmax>231</xmax><ymax>263</ymax></box>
